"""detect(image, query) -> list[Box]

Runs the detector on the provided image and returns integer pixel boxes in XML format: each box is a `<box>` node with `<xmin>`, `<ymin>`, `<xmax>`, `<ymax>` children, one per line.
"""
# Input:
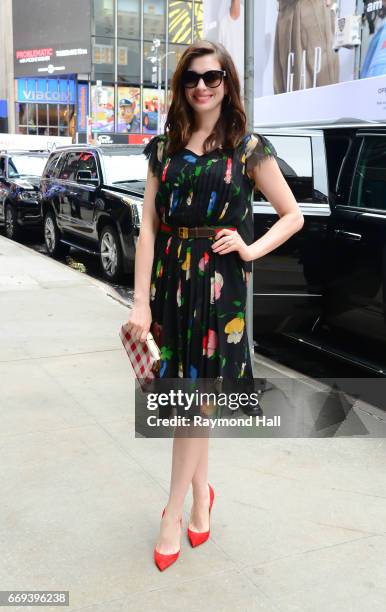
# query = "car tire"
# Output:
<box><xmin>44</xmin><ymin>209</ymin><xmax>70</xmax><ymax>258</ymax></box>
<box><xmin>4</xmin><ymin>204</ymin><xmax>22</xmax><ymax>241</ymax></box>
<box><xmin>99</xmin><ymin>225</ymin><xmax>123</xmax><ymax>283</ymax></box>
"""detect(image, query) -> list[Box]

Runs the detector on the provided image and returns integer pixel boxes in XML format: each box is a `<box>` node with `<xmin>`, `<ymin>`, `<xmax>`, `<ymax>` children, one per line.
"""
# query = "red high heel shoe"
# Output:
<box><xmin>153</xmin><ymin>508</ymin><xmax>182</xmax><ymax>571</ymax></box>
<box><xmin>187</xmin><ymin>483</ymin><xmax>214</xmax><ymax>548</ymax></box>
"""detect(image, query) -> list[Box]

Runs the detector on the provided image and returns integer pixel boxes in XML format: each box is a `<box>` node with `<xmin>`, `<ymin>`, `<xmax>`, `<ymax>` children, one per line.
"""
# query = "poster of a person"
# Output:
<box><xmin>203</xmin><ymin>0</ymin><xmax>245</xmax><ymax>98</ymax></box>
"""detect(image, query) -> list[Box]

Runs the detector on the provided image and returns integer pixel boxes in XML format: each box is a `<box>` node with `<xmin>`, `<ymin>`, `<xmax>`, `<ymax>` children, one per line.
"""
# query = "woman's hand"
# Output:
<box><xmin>211</xmin><ymin>228</ymin><xmax>252</xmax><ymax>262</ymax></box>
<box><xmin>126</xmin><ymin>299</ymin><xmax>152</xmax><ymax>342</ymax></box>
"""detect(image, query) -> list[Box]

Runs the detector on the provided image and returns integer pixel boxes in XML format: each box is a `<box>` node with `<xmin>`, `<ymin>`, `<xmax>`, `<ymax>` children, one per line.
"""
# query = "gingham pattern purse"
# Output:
<box><xmin>119</xmin><ymin>323</ymin><xmax>161</xmax><ymax>390</ymax></box>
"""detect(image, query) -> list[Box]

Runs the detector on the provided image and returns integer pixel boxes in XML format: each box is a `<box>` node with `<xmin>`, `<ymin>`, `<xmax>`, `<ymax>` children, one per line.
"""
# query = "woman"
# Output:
<box><xmin>126</xmin><ymin>40</ymin><xmax>303</xmax><ymax>571</ymax></box>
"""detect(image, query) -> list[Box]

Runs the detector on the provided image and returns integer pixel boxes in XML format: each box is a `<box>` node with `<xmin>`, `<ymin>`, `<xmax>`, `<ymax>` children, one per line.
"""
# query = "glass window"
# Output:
<box><xmin>117</xmin><ymin>86</ymin><xmax>141</xmax><ymax>133</ymax></box>
<box><xmin>143</xmin><ymin>41</ymin><xmax>165</xmax><ymax>86</ymax></box>
<box><xmin>27</xmin><ymin>104</ymin><xmax>37</xmax><ymax>128</ymax></box>
<box><xmin>91</xmin><ymin>84</ymin><xmax>115</xmax><ymax>132</ymax></box>
<box><xmin>142</xmin><ymin>87</ymin><xmax>165</xmax><ymax>133</ymax></box>
<box><xmin>144</xmin><ymin>0</ymin><xmax>166</xmax><ymax>41</ymax></box>
<box><xmin>103</xmin><ymin>151</ymin><xmax>148</xmax><ymax>183</ymax></box>
<box><xmin>253</xmin><ymin>135</ymin><xmax>316</xmax><ymax>203</ymax></box>
<box><xmin>92</xmin><ymin>36</ymin><xmax>115</xmax><ymax>81</ymax></box>
<box><xmin>7</xmin><ymin>154</ymin><xmax>48</xmax><ymax>178</ymax></box>
<box><xmin>118</xmin><ymin>0</ymin><xmax>140</xmax><ymax>38</ymax></box>
<box><xmin>350</xmin><ymin>137</ymin><xmax>386</xmax><ymax>211</ymax></box>
<box><xmin>77</xmin><ymin>152</ymin><xmax>98</xmax><ymax>179</ymax></box>
<box><xmin>59</xmin><ymin>152</ymin><xmax>82</xmax><ymax>181</ymax></box>
<box><xmin>193</xmin><ymin>0</ymin><xmax>203</xmax><ymax>41</ymax></box>
<box><xmin>93</xmin><ymin>0</ymin><xmax>115</xmax><ymax>37</ymax></box>
<box><xmin>43</xmin><ymin>152</ymin><xmax>63</xmax><ymax>178</ymax></box>
<box><xmin>37</xmin><ymin>104</ymin><xmax>48</xmax><ymax>128</ymax></box>
<box><xmin>17</xmin><ymin>103</ymin><xmax>28</xmax><ymax>128</ymax></box>
<box><xmin>59</xmin><ymin>105</ymin><xmax>69</xmax><ymax>127</ymax></box>
<box><xmin>118</xmin><ymin>39</ymin><xmax>141</xmax><ymax>83</ymax></box>
<box><xmin>167</xmin><ymin>43</ymin><xmax>188</xmax><ymax>81</ymax></box>
<box><xmin>48</xmin><ymin>105</ymin><xmax>59</xmax><ymax>127</ymax></box>
<box><xmin>168</xmin><ymin>1</ymin><xmax>192</xmax><ymax>45</ymax></box>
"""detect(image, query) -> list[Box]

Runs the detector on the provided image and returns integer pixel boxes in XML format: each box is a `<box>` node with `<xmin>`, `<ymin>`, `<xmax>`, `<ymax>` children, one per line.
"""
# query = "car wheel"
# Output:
<box><xmin>99</xmin><ymin>225</ymin><xmax>123</xmax><ymax>283</ymax></box>
<box><xmin>44</xmin><ymin>209</ymin><xmax>70</xmax><ymax>258</ymax></box>
<box><xmin>4</xmin><ymin>204</ymin><xmax>22</xmax><ymax>241</ymax></box>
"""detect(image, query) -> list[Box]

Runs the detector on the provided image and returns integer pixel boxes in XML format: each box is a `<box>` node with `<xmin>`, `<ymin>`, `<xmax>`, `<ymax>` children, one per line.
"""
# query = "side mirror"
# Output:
<box><xmin>76</xmin><ymin>170</ymin><xmax>98</xmax><ymax>185</ymax></box>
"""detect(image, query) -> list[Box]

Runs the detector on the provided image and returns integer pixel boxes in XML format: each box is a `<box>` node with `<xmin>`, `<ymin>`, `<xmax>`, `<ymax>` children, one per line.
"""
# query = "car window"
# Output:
<box><xmin>59</xmin><ymin>152</ymin><xmax>81</xmax><ymax>181</ymax></box>
<box><xmin>77</xmin><ymin>151</ymin><xmax>98</xmax><ymax>180</ymax></box>
<box><xmin>0</xmin><ymin>157</ymin><xmax>5</xmax><ymax>177</ymax></box>
<box><xmin>43</xmin><ymin>152</ymin><xmax>63</xmax><ymax>179</ymax></box>
<box><xmin>7</xmin><ymin>154</ymin><xmax>48</xmax><ymax>178</ymax></box>
<box><xmin>350</xmin><ymin>136</ymin><xmax>386</xmax><ymax>211</ymax></box>
<box><xmin>252</xmin><ymin>135</ymin><xmax>318</xmax><ymax>203</ymax></box>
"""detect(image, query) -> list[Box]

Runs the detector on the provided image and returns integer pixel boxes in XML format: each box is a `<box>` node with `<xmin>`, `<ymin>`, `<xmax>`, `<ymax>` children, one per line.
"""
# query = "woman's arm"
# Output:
<box><xmin>212</xmin><ymin>156</ymin><xmax>304</xmax><ymax>268</ymax></box>
<box><xmin>243</xmin><ymin>157</ymin><xmax>304</xmax><ymax>262</ymax></box>
<box><xmin>126</xmin><ymin>165</ymin><xmax>160</xmax><ymax>341</ymax></box>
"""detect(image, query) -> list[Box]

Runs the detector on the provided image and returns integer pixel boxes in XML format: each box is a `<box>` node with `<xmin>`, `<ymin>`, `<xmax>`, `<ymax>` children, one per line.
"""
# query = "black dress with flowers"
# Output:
<box><xmin>143</xmin><ymin>132</ymin><xmax>278</xmax><ymax>383</ymax></box>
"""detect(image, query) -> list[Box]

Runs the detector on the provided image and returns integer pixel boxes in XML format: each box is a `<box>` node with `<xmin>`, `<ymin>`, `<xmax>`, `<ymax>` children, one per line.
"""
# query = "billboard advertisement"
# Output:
<box><xmin>253</xmin><ymin>0</ymin><xmax>386</xmax><ymax>125</ymax></box>
<box><xmin>13</xmin><ymin>0</ymin><xmax>91</xmax><ymax>77</ymax></box>
<box><xmin>203</xmin><ymin>1</ymin><xmax>245</xmax><ymax>97</ymax></box>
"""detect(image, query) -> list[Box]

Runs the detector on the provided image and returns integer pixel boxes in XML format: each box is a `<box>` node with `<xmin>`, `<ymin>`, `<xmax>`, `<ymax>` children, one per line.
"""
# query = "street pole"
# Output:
<box><xmin>244</xmin><ymin>0</ymin><xmax>255</xmax><ymax>361</ymax></box>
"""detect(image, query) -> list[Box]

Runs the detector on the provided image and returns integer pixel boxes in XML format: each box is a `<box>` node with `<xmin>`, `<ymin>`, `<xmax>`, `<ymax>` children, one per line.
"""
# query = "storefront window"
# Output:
<box><xmin>144</xmin><ymin>0</ymin><xmax>166</xmax><ymax>42</ymax></box>
<box><xmin>168</xmin><ymin>1</ymin><xmax>192</xmax><ymax>45</ymax></box>
<box><xmin>91</xmin><ymin>84</ymin><xmax>115</xmax><ymax>132</ymax></box>
<box><xmin>117</xmin><ymin>86</ymin><xmax>141</xmax><ymax>133</ymax></box>
<box><xmin>142</xmin><ymin>87</ymin><xmax>165</xmax><ymax>133</ymax></box>
<box><xmin>118</xmin><ymin>0</ymin><xmax>140</xmax><ymax>38</ymax></box>
<box><xmin>93</xmin><ymin>0</ymin><xmax>115</xmax><ymax>37</ymax></box>
<box><xmin>118</xmin><ymin>39</ymin><xmax>141</xmax><ymax>83</ymax></box>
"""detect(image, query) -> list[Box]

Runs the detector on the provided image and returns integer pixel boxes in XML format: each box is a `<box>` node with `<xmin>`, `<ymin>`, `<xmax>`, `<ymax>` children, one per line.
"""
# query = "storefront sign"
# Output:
<box><xmin>16</xmin><ymin>78</ymin><xmax>76</xmax><ymax>104</ymax></box>
<box><xmin>77</xmin><ymin>84</ymin><xmax>89</xmax><ymax>132</ymax></box>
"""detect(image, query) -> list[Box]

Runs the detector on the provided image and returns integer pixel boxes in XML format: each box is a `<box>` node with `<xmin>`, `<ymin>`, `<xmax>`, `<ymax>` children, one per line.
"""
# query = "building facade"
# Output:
<box><xmin>9</xmin><ymin>0</ymin><xmax>203</xmax><ymax>143</ymax></box>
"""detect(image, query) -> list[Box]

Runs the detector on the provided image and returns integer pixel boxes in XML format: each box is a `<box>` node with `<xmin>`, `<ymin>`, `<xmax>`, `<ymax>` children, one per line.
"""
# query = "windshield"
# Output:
<box><xmin>103</xmin><ymin>153</ymin><xmax>148</xmax><ymax>184</ymax></box>
<box><xmin>8</xmin><ymin>155</ymin><xmax>48</xmax><ymax>178</ymax></box>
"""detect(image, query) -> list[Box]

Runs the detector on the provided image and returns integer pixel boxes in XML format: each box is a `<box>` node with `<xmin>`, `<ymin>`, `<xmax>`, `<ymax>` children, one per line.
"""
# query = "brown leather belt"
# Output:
<box><xmin>159</xmin><ymin>221</ymin><xmax>237</xmax><ymax>239</ymax></box>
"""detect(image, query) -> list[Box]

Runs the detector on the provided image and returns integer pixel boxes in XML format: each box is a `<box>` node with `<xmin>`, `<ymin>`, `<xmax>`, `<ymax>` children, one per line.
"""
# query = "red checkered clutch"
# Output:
<box><xmin>119</xmin><ymin>323</ymin><xmax>161</xmax><ymax>390</ymax></box>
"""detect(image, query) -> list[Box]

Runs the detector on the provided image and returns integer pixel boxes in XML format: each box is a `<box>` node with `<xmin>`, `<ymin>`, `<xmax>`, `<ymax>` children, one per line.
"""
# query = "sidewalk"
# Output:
<box><xmin>1</xmin><ymin>235</ymin><xmax>385</xmax><ymax>612</ymax></box>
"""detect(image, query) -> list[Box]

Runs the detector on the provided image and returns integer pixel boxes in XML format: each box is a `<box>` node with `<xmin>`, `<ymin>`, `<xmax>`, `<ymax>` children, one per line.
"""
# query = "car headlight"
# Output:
<box><xmin>19</xmin><ymin>191</ymin><xmax>38</xmax><ymax>201</ymax></box>
<box><xmin>120</xmin><ymin>196</ymin><xmax>143</xmax><ymax>228</ymax></box>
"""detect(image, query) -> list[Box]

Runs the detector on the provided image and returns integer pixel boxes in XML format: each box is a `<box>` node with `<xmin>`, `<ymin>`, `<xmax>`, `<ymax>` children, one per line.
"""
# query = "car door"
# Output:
<box><xmin>324</xmin><ymin>131</ymin><xmax>386</xmax><ymax>353</ymax></box>
<box><xmin>252</xmin><ymin>130</ymin><xmax>330</xmax><ymax>336</ymax></box>
<box><xmin>57</xmin><ymin>151</ymin><xmax>82</xmax><ymax>233</ymax></box>
<box><xmin>67</xmin><ymin>151</ymin><xmax>99</xmax><ymax>238</ymax></box>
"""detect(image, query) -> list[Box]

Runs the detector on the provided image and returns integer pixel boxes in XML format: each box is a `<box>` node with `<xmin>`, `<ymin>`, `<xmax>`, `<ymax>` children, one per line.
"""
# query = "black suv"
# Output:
<box><xmin>252</xmin><ymin>123</ymin><xmax>386</xmax><ymax>372</ymax></box>
<box><xmin>39</xmin><ymin>144</ymin><xmax>147</xmax><ymax>282</ymax></box>
<box><xmin>0</xmin><ymin>150</ymin><xmax>49</xmax><ymax>239</ymax></box>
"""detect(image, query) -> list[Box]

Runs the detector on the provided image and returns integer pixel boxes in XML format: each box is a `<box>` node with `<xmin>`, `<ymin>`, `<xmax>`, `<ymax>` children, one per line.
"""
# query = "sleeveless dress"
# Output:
<box><xmin>143</xmin><ymin>131</ymin><xmax>278</xmax><ymax>384</ymax></box>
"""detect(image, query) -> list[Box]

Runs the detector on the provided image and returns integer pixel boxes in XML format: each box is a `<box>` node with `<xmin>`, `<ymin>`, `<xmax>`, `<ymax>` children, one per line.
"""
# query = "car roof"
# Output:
<box><xmin>51</xmin><ymin>144</ymin><xmax>145</xmax><ymax>154</ymax></box>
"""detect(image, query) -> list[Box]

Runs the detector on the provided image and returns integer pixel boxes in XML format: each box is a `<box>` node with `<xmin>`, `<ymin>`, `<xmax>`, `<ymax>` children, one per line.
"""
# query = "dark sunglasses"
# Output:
<box><xmin>181</xmin><ymin>69</ymin><xmax>227</xmax><ymax>89</ymax></box>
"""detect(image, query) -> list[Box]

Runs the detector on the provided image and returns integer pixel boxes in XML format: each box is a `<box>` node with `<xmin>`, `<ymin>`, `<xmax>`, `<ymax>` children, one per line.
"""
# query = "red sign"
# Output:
<box><xmin>16</xmin><ymin>48</ymin><xmax>53</xmax><ymax>60</ymax></box>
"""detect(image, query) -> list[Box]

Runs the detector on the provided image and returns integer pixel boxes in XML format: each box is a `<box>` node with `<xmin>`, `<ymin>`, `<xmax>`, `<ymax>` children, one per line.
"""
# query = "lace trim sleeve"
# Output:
<box><xmin>143</xmin><ymin>134</ymin><xmax>166</xmax><ymax>179</ymax></box>
<box><xmin>245</xmin><ymin>133</ymin><xmax>278</xmax><ymax>177</ymax></box>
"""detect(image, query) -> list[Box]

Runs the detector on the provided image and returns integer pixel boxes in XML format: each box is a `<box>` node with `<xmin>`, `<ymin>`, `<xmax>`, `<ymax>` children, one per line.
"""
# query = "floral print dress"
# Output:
<box><xmin>143</xmin><ymin>132</ymin><xmax>278</xmax><ymax>383</ymax></box>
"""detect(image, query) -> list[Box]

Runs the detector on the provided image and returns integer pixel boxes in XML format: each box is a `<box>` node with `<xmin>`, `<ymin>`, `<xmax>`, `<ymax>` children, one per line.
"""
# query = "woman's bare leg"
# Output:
<box><xmin>189</xmin><ymin>436</ymin><xmax>211</xmax><ymax>532</ymax></box>
<box><xmin>155</xmin><ymin>429</ymin><xmax>209</xmax><ymax>555</ymax></box>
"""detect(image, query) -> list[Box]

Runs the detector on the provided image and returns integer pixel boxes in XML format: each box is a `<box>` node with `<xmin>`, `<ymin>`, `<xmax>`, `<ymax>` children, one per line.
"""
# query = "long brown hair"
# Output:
<box><xmin>164</xmin><ymin>40</ymin><xmax>247</xmax><ymax>156</ymax></box>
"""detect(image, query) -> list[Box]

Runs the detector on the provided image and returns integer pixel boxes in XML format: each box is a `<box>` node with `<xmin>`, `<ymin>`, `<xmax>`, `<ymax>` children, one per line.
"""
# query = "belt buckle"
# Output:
<box><xmin>178</xmin><ymin>227</ymin><xmax>189</xmax><ymax>239</ymax></box>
